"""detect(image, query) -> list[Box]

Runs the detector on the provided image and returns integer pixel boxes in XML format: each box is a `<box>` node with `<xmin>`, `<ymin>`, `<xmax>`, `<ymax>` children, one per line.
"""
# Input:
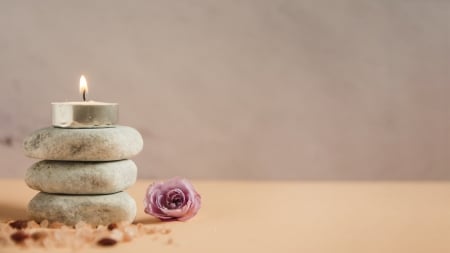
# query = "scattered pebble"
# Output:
<box><xmin>9</xmin><ymin>220</ymin><xmax>28</xmax><ymax>230</ymax></box>
<box><xmin>97</xmin><ymin>237</ymin><xmax>117</xmax><ymax>246</ymax></box>
<box><xmin>31</xmin><ymin>231</ymin><xmax>47</xmax><ymax>241</ymax></box>
<box><xmin>107</xmin><ymin>223</ymin><xmax>118</xmax><ymax>231</ymax></box>
<box><xmin>160</xmin><ymin>228</ymin><xmax>171</xmax><ymax>234</ymax></box>
<box><xmin>0</xmin><ymin>220</ymin><xmax>173</xmax><ymax>249</ymax></box>
<box><xmin>48</xmin><ymin>222</ymin><xmax>64</xmax><ymax>229</ymax></box>
<box><xmin>10</xmin><ymin>231</ymin><xmax>29</xmax><ymax>243</ymax></box>
<box><xmin>39</xmin><ymin>220</ymin><xmax>49</xmax><ymax>228</ymax></box>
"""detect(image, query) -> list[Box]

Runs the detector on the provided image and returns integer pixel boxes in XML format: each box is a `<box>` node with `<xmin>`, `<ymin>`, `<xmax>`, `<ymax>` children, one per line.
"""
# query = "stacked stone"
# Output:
<box><xmin>23</xmin><ymin>126</ymin><xmax>143</xmax><ymax>226</ymax></box>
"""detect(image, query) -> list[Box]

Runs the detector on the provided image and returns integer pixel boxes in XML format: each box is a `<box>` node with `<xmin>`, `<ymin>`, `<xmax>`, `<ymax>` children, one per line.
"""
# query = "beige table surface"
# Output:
<box><xmin>0</xmin><ymin>179</ymin><xmax>449</xmax><ymax>253</ymax></box>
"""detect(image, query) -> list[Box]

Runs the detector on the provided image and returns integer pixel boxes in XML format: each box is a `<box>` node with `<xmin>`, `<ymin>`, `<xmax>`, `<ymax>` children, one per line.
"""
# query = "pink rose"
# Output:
<box><xmin>144</xmin><ymin>177</ymin><xmax>201</xmax><ymax>221</ymax></box>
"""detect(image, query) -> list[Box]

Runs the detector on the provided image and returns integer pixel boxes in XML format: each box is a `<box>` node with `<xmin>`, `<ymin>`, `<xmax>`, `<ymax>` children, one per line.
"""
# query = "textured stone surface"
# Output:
<box><xmin>23</xmin><ymin>126</ymin><xmax>143</xmax><ymax>161</ymax></box>
<box><xmin>28</xmin><ymin>191</ymin><xmax>137</xmax><ymax>226</ymax></box>
<box><xmin>25</xmin><ymin>160</ymin><xmax>137</xmax><ymax>194</ymax></box>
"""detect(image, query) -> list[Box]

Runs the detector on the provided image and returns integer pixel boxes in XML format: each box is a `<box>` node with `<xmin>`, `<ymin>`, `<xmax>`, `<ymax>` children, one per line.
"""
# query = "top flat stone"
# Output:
<box><xmin>24</xmin><ymin>126</ymin><xmax>143</xmax><ymax>161</ymax></box>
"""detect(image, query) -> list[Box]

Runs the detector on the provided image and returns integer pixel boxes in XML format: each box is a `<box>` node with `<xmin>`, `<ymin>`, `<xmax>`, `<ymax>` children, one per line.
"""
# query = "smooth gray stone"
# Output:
<box><xmin>23</xmin><ymin>126</ymin><xmax>143</xmax><ymax>161</ymax></box>
<box><xmin>25</xmin><ymin>160</ymin><xmax>137</xmax><ymax>194</ymax></box>
<box><xmin>28</xmin><ymin>191</ymin><xmax>137</xmax><ymax>226</ymax></box>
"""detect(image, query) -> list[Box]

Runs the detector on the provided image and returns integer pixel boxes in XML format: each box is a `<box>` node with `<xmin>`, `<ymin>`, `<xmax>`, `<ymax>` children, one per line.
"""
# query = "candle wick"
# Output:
<box><xmin>82</xmin><ymin>90</ymin><xmax>86</xmax><ymax>102</ymax></box>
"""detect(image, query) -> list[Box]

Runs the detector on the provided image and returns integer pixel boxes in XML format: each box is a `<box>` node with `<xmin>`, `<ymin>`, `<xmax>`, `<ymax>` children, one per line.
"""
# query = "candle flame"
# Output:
<box><xmin>79</xmin><ymin>75</ymin><xmax>88</xmax><ymax>101</ymax></box>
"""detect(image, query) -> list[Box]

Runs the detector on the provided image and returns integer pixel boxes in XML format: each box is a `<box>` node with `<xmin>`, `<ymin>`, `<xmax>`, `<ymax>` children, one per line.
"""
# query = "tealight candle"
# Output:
<box><xmin>52</xmin><ymin>75</ymin><xmax>118</xmax><ymax>128</ymax></box>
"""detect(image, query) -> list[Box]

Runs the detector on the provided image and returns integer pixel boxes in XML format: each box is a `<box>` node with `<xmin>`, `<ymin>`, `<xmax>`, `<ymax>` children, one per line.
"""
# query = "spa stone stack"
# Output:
<box><xmin>23</xmin><ymin>112</ymin><xmax>143</xmax><ymax>226</ymax></box>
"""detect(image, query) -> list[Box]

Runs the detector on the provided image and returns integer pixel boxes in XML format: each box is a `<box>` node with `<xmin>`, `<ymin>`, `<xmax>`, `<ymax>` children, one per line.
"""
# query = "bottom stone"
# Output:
<box><xmin>28</xmin><ymin>191</ymin><xmax>136</xmax><ymax>226</ymax></box>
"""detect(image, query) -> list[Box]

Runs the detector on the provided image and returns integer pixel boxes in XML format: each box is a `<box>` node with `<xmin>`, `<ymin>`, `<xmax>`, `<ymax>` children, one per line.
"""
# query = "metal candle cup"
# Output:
<box><xmin>52</xmin><ymin>101</ymin><xmax>118</xmax><ymax>128</ymax></box>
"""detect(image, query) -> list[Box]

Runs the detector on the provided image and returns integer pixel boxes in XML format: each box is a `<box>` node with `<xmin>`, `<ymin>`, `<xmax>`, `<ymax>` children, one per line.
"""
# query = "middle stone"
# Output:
<box><xmin>25</xmin><ymin>160</ymin><xmax>137</xmax><ymax>194</ymax></box>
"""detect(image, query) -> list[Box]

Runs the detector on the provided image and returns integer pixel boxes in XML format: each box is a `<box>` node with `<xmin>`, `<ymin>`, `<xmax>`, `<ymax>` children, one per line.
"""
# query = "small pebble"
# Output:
<box><xmin>160</xmin><ymin>228</ymin><xmax>171</xmax><ymax>234</ymax></box>
<box><xmin>27</xmin><ymin>220</ymin><xmax>40</xmax><ymax>229</ymax></box>
<box><xmin>97</xmin><ymin>237</ymin><xmax>117</xmax><ymax>246</ymax></box>
<box><xmin>49</xmin><ymin>222</ymin><xmax>64</xmax><ymax>229</ymax></box>
<box><xmin>107</xmin><ymin>223</ymin><xmax>118</xmax><ymax>231</ymax></box>
<box><xmin>31</xmin><ymin>231</ymin><xmax>47</xmax><ymax>241</ymax></box>
<box><xmin>9</xmin><ymin>220</ymin><xmax>28</xmax><ymax>230</ymax></box>
<box><xmin>39</xmin><ymin>220</ymin><xmax>49</xmax><ymax>228</ymax></box>
<box><xmin>10</xmin><ymin>231</ymin><xmax>29</xmax><ymax>243</ymax></box>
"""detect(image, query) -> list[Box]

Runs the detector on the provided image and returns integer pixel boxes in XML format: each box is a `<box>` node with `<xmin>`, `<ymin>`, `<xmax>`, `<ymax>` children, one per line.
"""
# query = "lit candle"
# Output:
<box><xmin>52</xmin><ymin>75</ymin><xmax>118</xmax><ymax>128</ymax></box>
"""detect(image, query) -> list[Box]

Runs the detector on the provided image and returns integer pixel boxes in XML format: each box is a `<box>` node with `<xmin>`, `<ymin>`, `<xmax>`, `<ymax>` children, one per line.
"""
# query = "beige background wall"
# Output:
<box><xmin>0</xmin><ymin>0</ymin><xmax>449</xmax><ymax>179</ymax></box>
